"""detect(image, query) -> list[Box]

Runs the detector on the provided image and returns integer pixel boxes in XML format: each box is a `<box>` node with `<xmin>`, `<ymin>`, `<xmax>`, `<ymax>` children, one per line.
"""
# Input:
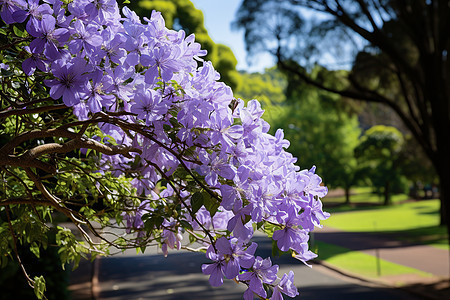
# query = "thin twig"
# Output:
<box><xmin>5</xmin><ymin>206</ymin><xmax>35</xmax><ymax>288</ymax></box>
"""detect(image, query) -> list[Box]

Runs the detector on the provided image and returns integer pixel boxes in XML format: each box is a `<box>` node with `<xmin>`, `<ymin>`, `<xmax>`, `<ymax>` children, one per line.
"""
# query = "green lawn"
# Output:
<box><xmin>322</xmin><ymin>199</ymin><xmax>449</xmax><ymax>249</ymax></box>
<box><xmin>313</xmin><ymin>241</ymin><xmax>433</xmax><ymax>280</ymax></box>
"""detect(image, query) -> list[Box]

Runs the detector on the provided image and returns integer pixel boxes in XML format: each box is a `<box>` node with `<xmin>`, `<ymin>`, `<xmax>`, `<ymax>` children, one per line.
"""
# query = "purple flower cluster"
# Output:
<box><xmin>2</xmin><ymin>1</ymin><xmax>330</xmax><ymax>298</ymax></box>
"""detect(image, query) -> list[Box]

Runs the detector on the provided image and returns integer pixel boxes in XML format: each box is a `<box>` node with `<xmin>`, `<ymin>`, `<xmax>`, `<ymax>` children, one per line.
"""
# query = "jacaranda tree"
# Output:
<box><xmin>0</xmin><ymin>1</ymin><xmax>329</xmax><ymax>299</ymax></box>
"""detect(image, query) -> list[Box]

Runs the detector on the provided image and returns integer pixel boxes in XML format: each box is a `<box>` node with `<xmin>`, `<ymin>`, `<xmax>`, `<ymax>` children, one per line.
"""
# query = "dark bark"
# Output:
<box><xmin>345</xmin><ymin>187</ymin><xmax>351</xmax><ymax>205</ymax></box>
<box><xmin>384</xmin><ymin>181</ymin><xmax>390</xmax><ymax>206</ymax></box>
<box><xmin>239</xmin><ymin>0</ymin><xmax>450</xmax><ymax>234</ymax></box>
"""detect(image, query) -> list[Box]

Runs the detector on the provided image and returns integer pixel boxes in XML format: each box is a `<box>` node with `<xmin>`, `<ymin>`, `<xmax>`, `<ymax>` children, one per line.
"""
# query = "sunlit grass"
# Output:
<box><xmin>322</xmin><ymin>199</ymin><xmax>448</xmax><ymax>249</ymax></box>
<box><xmin>313</xmin><ymin>241</ymin><xmax>433</xmax><ymax>279</ymax></box>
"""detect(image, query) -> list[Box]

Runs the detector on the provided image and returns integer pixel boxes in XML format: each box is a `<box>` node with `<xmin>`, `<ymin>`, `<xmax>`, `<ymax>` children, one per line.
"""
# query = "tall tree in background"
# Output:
<box><xmin>277</xmin><ymin>71</ymin><xmax>361</xmax><ymax>205</ymax></box>
<box><xmin>126</xmin><ymin>0</ymin><xmax>240</xmax><ymax>90</ymax></box>
<box><xmin>235</xmin><ymin>0</ymin><xmax>450</xmax><ymax>228</ymax></box>
<box><xmin>355</xmin><ymin>125</ymin><xmax>406</xmax><ymax>205</ymax></box>
<box><xmin>236</xmin><ymin>67</ymin><xmax>361</xmax><ymax>204</ymax></box>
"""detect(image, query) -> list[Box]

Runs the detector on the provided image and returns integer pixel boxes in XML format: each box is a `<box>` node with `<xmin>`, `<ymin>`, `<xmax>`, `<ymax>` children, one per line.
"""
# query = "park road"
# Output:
<box><xmin>70</xmin><ymin>234</ymin><xmax>424</xmax><ymax>300</ymax></box>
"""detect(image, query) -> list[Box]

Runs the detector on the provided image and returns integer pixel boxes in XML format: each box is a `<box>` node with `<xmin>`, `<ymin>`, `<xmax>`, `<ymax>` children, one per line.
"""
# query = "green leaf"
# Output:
<box><xmin>179</xmin><ymin>220</ymin><xmax>193</xmax><ymax>231</ymax></box>
<box><xmin>271</xmin><ymin>239</ymin><xmax>280</xmax><ymax>258</ymax></box>
<box><xmin>33</xmin><ymin>276</ymin><xmax>46</xmax><ymax>300</ymax></box>
<box><xmin>30</xmin><ymin>244</ymin><xmax>40</xmax><ymax>258</ymax></box>
<box><xmin>191</xmin><ymin>192</ymin><xmax>204</xmax><ymax>214</ymax></box>
<box><xmin>189</xmin><ymin>233</ymin><xmax>196</xmax><ymax>244</ymax></box>
<box><xmin>202</xmin><ymin>192</ymin><xmax>219</xmax><ymax>217</ymax></box>
<box><xmin>13</xmin><ymin>26</ymin><xmax>25</xmax><ymax>38</ymax></box>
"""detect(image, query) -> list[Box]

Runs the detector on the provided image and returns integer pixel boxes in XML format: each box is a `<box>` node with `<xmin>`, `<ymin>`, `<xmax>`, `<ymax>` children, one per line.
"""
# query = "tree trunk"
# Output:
<box><xmin>383</xmin><ymin>181</ymin><xmax>390</xmax><ymax>206</ymax></box>
<box><xmin>345</xmin><ymin>186</ymin><xmax>351</xmax><ymax>205</ymax></box>
<box><xmin>438</xmin><ymin>171</ymin><xmax>449</xmax><ymax>226</ymax></box>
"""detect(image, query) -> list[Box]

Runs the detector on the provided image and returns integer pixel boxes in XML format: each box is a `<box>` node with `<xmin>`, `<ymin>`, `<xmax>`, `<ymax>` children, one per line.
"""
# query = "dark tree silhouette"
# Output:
<box><xmin>235</xmin><ymin>0</ymin><xmax>450</xmax><ymax>229</ymax></box>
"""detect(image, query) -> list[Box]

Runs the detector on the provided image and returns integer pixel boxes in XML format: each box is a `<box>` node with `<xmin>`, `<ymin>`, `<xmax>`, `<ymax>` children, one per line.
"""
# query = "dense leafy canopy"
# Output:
<box><xmin>235</xmin><ymin>0</ymin><xmax>450</xmax><ymax>227</ymax></box>
<box><xmin>236</xmin><ymin>67</ymin><xmax>361</xmax><ymax>204</ymax></box>
<box><xmin>127</xmin><ymin>0</ymin><xmax>241</xmax><ymax>90</ymax></box>
<box><xmin>355</xmin><ymin>125</ymin><xmax>406</xmax><ymax>205</ymax></box>
<box><xmin>0</xmin><ymin>0</ymin><xmax>329</xmax><ymax>299</ymax></box>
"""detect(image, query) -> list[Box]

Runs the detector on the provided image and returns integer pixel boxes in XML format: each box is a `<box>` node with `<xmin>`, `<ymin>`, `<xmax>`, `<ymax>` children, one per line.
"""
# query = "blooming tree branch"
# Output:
<box><xmin>0</xmin><ymin>1</ymin><xmax>330</xmax><ymax>299</ymax></box>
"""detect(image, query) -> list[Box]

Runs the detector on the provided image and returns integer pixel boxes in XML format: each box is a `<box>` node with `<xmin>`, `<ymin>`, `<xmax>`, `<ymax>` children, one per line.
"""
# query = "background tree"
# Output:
<box><xmin>234</xmin><ymin>0</ymin><xmax>449</xmax><ymax>228</ymax></box>
<box><xmin>236</xmin><ymin>67</ymin><xmax>361</xmax><ymax>204</ymax></box>
<box><xmin>276</xmin><ymin>71</ymin><xmax>361</xmax><ymax>205</ymax></box>
<box><xmin>126</xmin><ymin>0</ymin><xmax>240</xmax><ymax>90</ymax></box>
<box><xmin>355</xmin><ymin>125</ymin><xmax>407</xmax><ymax>205</ymax></box>
<box><xmin>234</xmin><ymin>67</ymin><xmax>287</xmax><ymax>124</ymax></box>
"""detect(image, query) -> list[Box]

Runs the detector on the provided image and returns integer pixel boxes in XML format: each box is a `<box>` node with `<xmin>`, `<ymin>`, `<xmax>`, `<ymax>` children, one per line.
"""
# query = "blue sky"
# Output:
<box><xmin>190</xmin><ymin>0</ymin><xmax>274</xmax><ymax>73</ymax></box>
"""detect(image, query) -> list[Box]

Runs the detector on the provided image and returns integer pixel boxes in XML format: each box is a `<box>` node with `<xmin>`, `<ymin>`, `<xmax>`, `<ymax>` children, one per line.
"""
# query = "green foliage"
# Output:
<box><xmin>124</xmin><ymin>0</ymin><xmax>240</xmax><ymax>89</ymax></box>
<box><xmin>355</xmin><ymin>125</ymin><xmax>408</xmax><ymax>204</ymax></box>
<box><xmin>0</xmin><ymin>22</ymin><xmax>138</xmax><ymax>297</ymax></box>
<box><xmin>236</xmin><ymin>67</ymin><xmax>362</xmax><ymax>198</ymax></box>
<box><xmin>234</xmin><ymin>67</ymin><xmax>286</xmax><ymax>124</ymax></box>
<box><xmin>0</xmin><ymin>231</ymin><xmax>70</xmax><ymax>300</ymax></box>
<box><xmin>278</xmin><ymin>88</ymin><xmax>361</xmax><ymax>192</ymax></box>
<box><xmin>34</xmin><ymin>276</ymin><xmax>46</xmax><ymax>300</ymax></box>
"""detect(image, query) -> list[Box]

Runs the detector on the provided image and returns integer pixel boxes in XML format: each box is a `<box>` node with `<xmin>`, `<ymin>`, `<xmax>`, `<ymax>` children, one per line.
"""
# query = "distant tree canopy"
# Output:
<box><xmin>236</xmin><ymin>68</ymin><xmax>361</xmax><ymax>204</ymax></box>
<box><xmin>235</xmin><ymin>0</ymin><xmax>450</xmax><ymax>227</ymax></box>
<box><xmin>355</xmin><ymin>125</ymin><xmax>407</xmax><ymax>205</ymax></box>
<box><xmin>126</xmin><ymin>0</ymin><xmax>240</xmax><ymax>90</ymax></box>
<box><xmin>234</xmin><ymin>67</ymin><xmax>286</xmax><ymax>124</ymax></box>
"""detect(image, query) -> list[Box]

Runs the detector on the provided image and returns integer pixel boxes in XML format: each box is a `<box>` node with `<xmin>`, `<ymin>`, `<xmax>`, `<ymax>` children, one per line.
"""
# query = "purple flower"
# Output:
<box><xmin>141</xmin><ymin>46</ymin><xmax>182</xmax><ymax>83</ymax></box>
<box><xmin>104</xmin><ymin>66</ymin><xmax>133</xmax><ymax>102</ymax></box>
<box><xmin>227</xmin><ymin>205</ymin><xmax>254</xmax><ymax>242</ymax></box>
<box><xmin>219</xmin><ymin>165</ymin><xmax>250</xmax><ymax>210</ymax></box>
<box><xmin>273</xmin><ymin>128</ymin><xmax>290</xmax><ymax>154</ymax></box>
<box><xmin>68</xmin><ymin>19</ymin><xmax>103</xmax><ymax>55</ymax></box>
<box><xmin>100</xmin><ymin>28</ymin><xmax>127</xmax><ymax>65</ymax></box>
<box><xmin>271</xmin><ymin>271</ymin><xmax>299</xmax><ymax>300</ymax></box>
<box><xmin>85</xmin><ymin>69</ymin><xmax>115</xmax><ymax>113</ymax></box>
<box><xmin>21</xmin><ymin>45</ymin><xmax>47</xmax><ymax>75</ymax></box>
<box><xmin>201</xmin><ymin>246</ymin><xmax>226</xmax><ymax>287</ymax></box>
<box><xmin>301</xmin><ymin>166</ymin><xmax>328</xmax><ymax>197</ymax></box>
<box><xmin>27</xmin><ymin>14</ymin><xmax>69</xmax><ymax>60</ymax></box>
<box><xmin>0</xmin><ymin>0</ymin><xmax>26</xmax><ymax>24</ymax></box>
<box><xmin>12</xmin><ymin>0</ymin><xmax>52</xmax><ymax>24</ymax></box>
<box><xmin>272</xmin><ymin>208</ymin><xmax>307</xmax><ymax>252</ymax></box>
<box><xmin>198</xmin><ymin>151</ymin><xmax>236</xmax><ymax>187</ymax></box>
<box><xmin>52</xmin><ymin>0</ymin><xmax>72</xmax><ymax>28</ymax></box>
<box><xmin>238</xmin><ymin>256</ymin><xmax>279</xmax><ymax>299</ymax></box>
<box><xmin>249</xmin><ymin>180</ymin><xmax>281</xmax><ymax>223</ymax></box>
<box><xmin>215</xmin><ymin>237</ymin><xmax>256</xmax><ymax>279</ymax></box>
<box><xmin>85</xmin><ymin>0</ymin><xmax>119</xmax><ymax>24</ymax></box>
<box><xmin>121</xmin><ymin>200</ymin><xmax>152</xmax><ymax>236</ymax></box>
<box><xmin>130</xmin><ymin>89</ymin><xmax>167</xmax><ymax>125</ymax></box>
<box><xmin>293</xmin><ymin>241</ymin><xmax>318</xmax><ymax>267</ymax></box>
<box><xmin>161</xmin><ymin>220</ymin><xmax>183</xmax><ymax>257</ymax></box>
<box><xmin>209</xmin><ymin>110</ymin><xmax>243</xmax><ymax>153</ymax></box>
<box><xmin>44</xmin><ymin>58</ymin><xmax>90</xmax><ymax>106</ymax></box>
<box><xmin>298</xmin><ymin>194</ymin><xmax>330</xmax><ymax>231</ymax></box>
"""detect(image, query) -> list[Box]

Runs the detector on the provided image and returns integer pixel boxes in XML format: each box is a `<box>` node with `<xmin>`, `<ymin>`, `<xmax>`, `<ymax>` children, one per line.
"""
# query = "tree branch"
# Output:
<box><xmin>0</xmin><ymin>104</ymin><xmax>67</xmax><ymax>119</ymax></box>
<box><xmin>277</xmin><ymin>57</ymin><xmax>433</xmax><ymax>161</ymax></box>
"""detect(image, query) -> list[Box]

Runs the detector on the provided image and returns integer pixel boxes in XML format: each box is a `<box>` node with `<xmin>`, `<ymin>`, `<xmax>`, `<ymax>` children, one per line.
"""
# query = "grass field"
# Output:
<box><xmin>322</xmin><ymin>195</ymin><xmax>448</xmax><ymax>250</ymax></box>
<box><xmin>313</xmin><ymin>241</ymin><xmax>433</xmax><ymax>279</ymax></box>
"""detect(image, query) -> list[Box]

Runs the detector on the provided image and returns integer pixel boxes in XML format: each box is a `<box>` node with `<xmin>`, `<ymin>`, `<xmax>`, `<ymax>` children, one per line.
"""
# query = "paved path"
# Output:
<box><xmin>314</xmin><ymin>226</ymin><xmax>450</xmax><ymax>278</ymax></box>
<box><xmin>70</xmin><ymin>235</ymin><xmax>424</xmax><ymax>300</ymax></box>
